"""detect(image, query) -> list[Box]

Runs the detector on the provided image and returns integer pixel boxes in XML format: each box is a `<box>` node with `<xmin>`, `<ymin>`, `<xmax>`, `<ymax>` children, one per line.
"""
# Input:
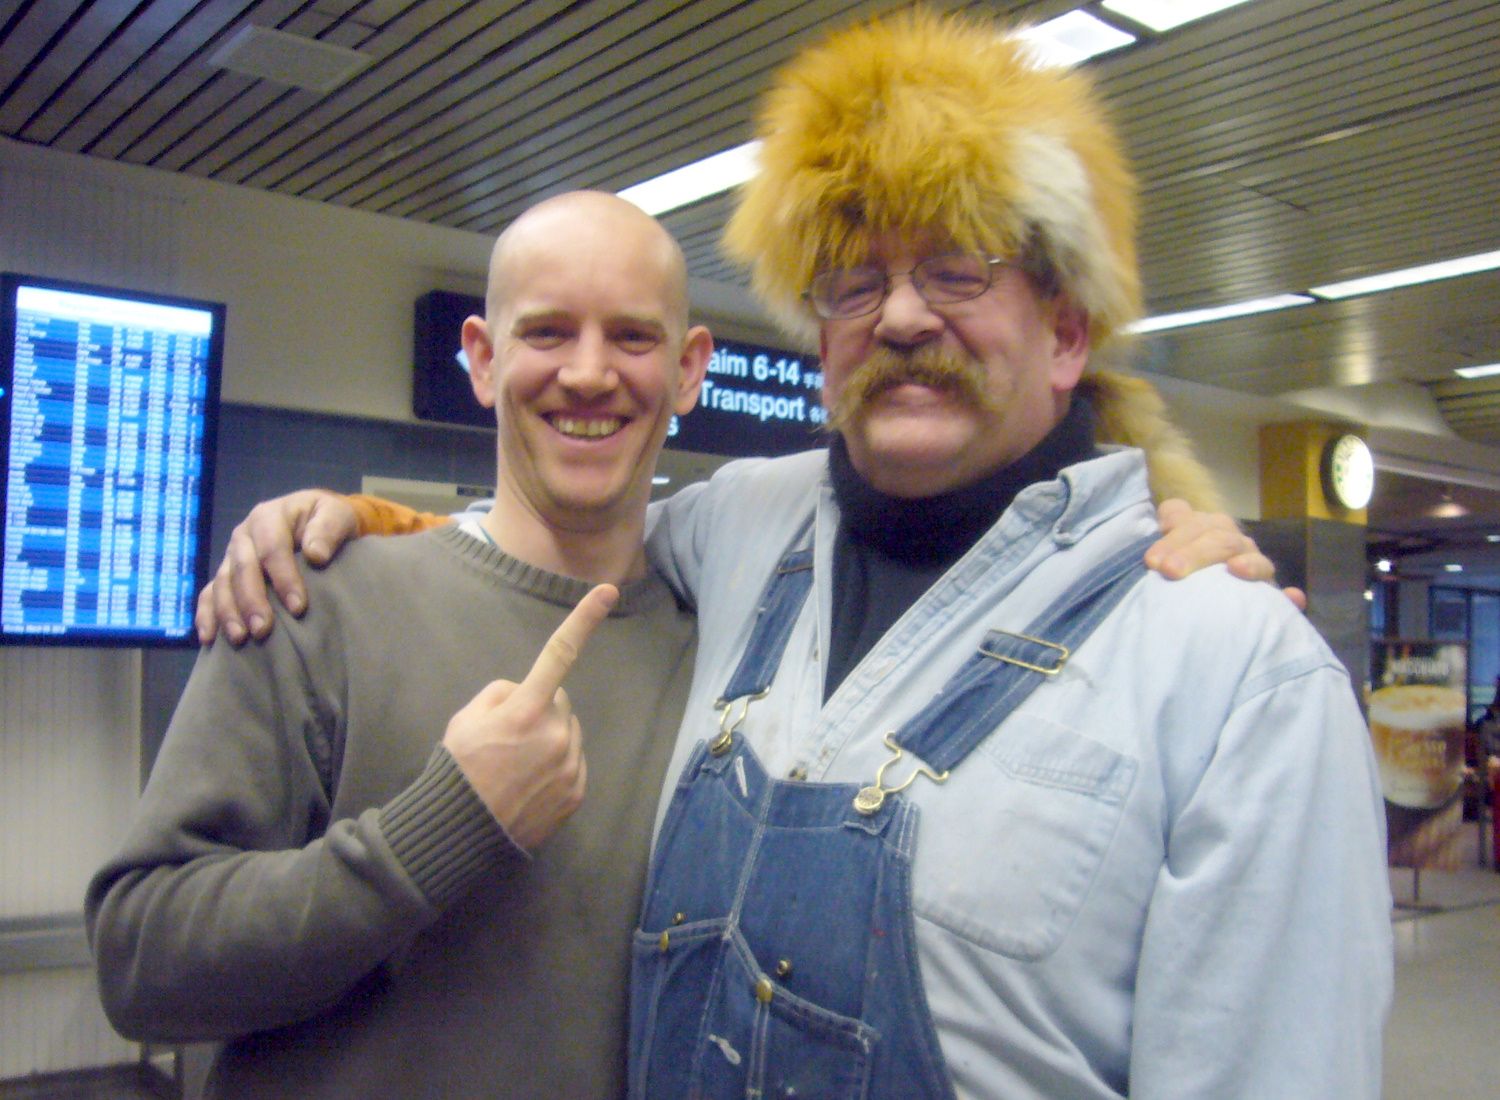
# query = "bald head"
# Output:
<box><xmin>458</xmin><ymin>189</ymin><xmax>712</xmax><ymax>570</ymax></box>
<box><xmin>487</xmin><ymin>191</ymin><xmax>691</xmax><ymax>337</ymax></box>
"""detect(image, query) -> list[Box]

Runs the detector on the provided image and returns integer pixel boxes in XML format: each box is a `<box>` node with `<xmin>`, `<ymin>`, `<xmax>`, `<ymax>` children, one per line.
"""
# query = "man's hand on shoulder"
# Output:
<box><xmin>195</xmin><ymin>489</ymin><xmax>359</xmax><ymax>646</ymax></box>
<box><xmin>1146</xmin><ymin>499</ymin><xmax>1308</xmax><ymax>610</ymax></box>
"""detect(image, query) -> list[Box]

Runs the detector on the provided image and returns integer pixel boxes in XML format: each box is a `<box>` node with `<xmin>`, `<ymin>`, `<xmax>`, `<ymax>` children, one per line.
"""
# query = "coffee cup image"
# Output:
<box><xmin>1367</xmin><ymin>683</ymin><xmax>1467</xmax><ymax>809</ymax></box>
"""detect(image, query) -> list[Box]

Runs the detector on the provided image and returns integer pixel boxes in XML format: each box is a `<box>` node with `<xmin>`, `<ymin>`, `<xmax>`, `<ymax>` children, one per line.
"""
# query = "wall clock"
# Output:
<box><xmin>1322</xmin><ymin>433</ymin><xmax>1374</xmax><ymax>511</ymax></box>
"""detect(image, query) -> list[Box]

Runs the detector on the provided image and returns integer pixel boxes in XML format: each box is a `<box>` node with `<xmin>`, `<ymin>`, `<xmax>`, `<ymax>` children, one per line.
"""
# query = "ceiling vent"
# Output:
<box><xmin>208</xmin><ymin>25</ymin><xmax>372</xmax><ymax>93</ymax></box>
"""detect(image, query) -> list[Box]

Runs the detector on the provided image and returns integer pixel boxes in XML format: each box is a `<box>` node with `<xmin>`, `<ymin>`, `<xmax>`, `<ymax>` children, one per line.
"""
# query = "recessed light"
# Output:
<box><xmin>1128</xmin><ymin>294</ymin><xmax>1313</xmax><ymax>334</ymax></box>
<box><xmin>1430</xmin><ymin>492</ymin><xmax>1469</xmax><ymax>519</ymax></box>
<box><xmin>1013</xmin><ymin>11</ymin><xmax>1136</xmax><ymax>68</ymax></box>
<box><xmin>1101</xmin><ymin>1</ymin><xmax>1256</xmax><ymax>33</ymax></box>
<box><xmin>1310</xmin><ymin>249</ymin><xmax>1500</xmax><ymax>300</ymax></box>
<box><xmin>617</xmin><ymin>142</ymin><xmax>760</xmax><ymax>216</ymax></box>
<box><xmin>1455</xmin><ymin>362</ymin><xmax>1500</xmax><ymax>380</ymax></box>
<box><xmin>1444</xmin><ymin>563</ymin><xmax>1464</xmax><ymax>573</ymax></box>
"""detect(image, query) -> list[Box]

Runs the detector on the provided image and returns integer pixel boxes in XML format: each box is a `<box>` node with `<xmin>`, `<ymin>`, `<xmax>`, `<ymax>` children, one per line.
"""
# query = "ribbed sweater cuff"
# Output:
<box><xmin>380</xmin><ymin>745</ymin><xmax>525</xmax><ymax>909</ymax></box>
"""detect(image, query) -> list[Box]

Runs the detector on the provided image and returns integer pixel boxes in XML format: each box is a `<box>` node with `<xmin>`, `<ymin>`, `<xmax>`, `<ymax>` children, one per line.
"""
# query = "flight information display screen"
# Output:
<box><xmin>1</xmin><ymin>274</ymin><xmax>224</xmax><ymax>646</ymax></box>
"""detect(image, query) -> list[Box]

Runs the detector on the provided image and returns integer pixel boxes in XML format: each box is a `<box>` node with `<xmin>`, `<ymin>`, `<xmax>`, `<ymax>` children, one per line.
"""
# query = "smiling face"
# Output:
<box><xmin>464</xmin><ymin>193</ymin><xmax>710</xmax><ymax>540</ymax></box>
<box><xmin>818</xmin><ymin>232</ymin><xmax>1090</xmax><ymax>499</ymax></box>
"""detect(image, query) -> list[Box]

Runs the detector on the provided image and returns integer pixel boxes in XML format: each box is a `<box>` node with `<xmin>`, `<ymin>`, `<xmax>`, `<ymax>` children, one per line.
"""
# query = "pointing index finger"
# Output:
<box><xmin>518</xmin><ymin>584</ymin><xmax>619</xmax><ymax>701</ymax></box>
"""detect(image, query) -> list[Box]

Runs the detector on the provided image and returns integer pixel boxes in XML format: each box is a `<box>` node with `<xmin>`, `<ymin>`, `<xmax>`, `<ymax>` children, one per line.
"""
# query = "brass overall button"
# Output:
<box><xmin>658</xmin><ymin>930</ymin><xmax>670</xmax><ymax>952</ymax></box>
<box><xmin>774</xmin><ymin>958</ymin><xmax>793</xmax><ymax>978</ymax></box>
<box><xmin>754</xmin><ymin>976</ymin><xmax>774</xmax><ymax>1004</ymax></box>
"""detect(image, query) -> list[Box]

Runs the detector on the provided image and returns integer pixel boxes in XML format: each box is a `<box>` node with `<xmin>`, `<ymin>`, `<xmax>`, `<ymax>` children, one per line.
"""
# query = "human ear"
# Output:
<box><xmin>462</xmin><ymin>315</ymin><xmax>497</xmax><ymax>408</ymax></box>
<box><xmin>672</xmin><ymin>325</ymin><xmax>713</xmax><ymax>415</ymax></box>
<box><xmin>1048</xmin><ymin>296</ymin><xmax>1091</xmax><ymax>394</ymax></box>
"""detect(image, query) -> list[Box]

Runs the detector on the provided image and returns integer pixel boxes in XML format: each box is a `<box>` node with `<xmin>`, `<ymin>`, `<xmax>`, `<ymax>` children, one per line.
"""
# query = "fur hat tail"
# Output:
<box><xmin>1079</xmin><ymin>372</ymin><xmax>1225</xmax><ymax>511</ymax></box>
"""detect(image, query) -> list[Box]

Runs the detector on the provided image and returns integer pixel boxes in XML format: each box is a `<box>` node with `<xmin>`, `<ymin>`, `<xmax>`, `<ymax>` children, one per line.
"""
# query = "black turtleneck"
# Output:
<box><xmin>824</xmin><ymin>399</ymin><xmax>1098</xmax><ymax>699</ymax></box>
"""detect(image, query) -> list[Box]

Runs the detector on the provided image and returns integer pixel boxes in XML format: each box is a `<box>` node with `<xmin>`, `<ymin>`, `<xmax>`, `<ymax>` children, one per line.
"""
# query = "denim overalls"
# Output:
<box><xmin>630</xmin><ymin>534</ymin><xmax>1156</xmax><ymax>1099</ymax></box>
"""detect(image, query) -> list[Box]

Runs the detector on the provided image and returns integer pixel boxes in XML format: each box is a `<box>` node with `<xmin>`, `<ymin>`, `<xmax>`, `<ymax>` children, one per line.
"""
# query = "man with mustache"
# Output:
<box><xmin>625</xmin><ymin>11</ymin><xmax>1391</xmax><ymax>1100</ymax></box>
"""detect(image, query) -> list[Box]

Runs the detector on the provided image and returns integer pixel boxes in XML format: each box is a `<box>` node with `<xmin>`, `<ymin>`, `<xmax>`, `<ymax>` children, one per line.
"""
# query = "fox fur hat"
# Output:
<box><xmin>724</xmin><ymin>8</ymin><xmax>1223</xmax><ymax>509</ymax></box>
<box><xmin>724</xmin><ymin>7</ymin><xmax>1141</xmax><ymax>355</ymax></box>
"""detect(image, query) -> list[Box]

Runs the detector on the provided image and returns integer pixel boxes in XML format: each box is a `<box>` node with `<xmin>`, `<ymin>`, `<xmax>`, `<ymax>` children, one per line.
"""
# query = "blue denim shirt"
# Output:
<box><xmin>645</xmin><ymin>446</ymin><xmax>1392</xmax><ymax>1099</ymax></box>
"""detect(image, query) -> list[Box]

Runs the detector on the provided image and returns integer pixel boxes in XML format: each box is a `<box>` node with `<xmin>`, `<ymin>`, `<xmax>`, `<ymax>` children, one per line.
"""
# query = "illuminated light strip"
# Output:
<box><xmin>1454</xmin><ymin>363</ymin><xmax>1500</xmax><ymax>379</ymax></box>
<box><xmin>1126</xmin><ymin>294</ymin><xmax>1314</xmax><ymax>334</ymax></box>
<box><xmin>1012</xmin><ymin>11</ymin><xmax>1135</xmax><ymax>68</ymax></box>
<box><xmin>1309</xmin><ymin>249</ymin><xmax>1500</xmax><ymax>300</ymax></box>
<box><xmin>617</xmin><ymin>141</ymin><xmax>760</xmax><ymax>216</ymax></box>
<box><xmin>1101</xmin><ymin>0</ymin><xmax>1256</xmax><ymax>33</ymax></box>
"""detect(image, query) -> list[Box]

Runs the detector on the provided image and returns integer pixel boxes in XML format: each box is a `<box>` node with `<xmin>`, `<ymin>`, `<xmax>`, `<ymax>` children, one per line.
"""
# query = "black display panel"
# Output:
<box><xmin>668</xmin><ymin>339</ymin><xmax>826</xmax><ymax>458</ymax></box>
<box><xmin>413</xmin><ymin>290</ymin><xmax>491</xmax><ymax>429</ymax></box>
<box><xmin>1</xmin><ymin>274</ymin><xmax>224</xmax><ymax>646</ymax></box>
<box><xmin>413</xmin><ymin>289</ymin><xmax>826</xmax><ymax>457</ymax></box>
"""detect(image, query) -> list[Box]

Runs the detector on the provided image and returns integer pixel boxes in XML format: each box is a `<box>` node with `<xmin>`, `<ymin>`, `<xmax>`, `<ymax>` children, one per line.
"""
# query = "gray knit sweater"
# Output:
<box><xmin>86</xmin><ymin>526</ymin><xmax>695</xmax><ymax>1098</ymax></box>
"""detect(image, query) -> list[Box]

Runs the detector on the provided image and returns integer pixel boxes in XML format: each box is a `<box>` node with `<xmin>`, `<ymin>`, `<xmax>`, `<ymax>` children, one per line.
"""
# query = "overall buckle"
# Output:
<box><xmin>853</xmin><ymin>733</ymin><xmax>950</xmax><ymax>815</ymax></box>
<box><xmin>710</xmin><ymin>690</ymin><xmax>768</xmax><ymax>756</ymax></box>
<box><xmin>979</xmin><ymin>629</ymin><xmax>1070</xmax><ymax>675</ymax></box>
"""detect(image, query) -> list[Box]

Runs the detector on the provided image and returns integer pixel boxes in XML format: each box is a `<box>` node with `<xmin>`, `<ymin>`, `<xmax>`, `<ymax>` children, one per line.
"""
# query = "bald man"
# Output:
<box><xmin>86</xmin><ymin>192</ymin><xmax>709</xmax><ymax>1099</ymax></box>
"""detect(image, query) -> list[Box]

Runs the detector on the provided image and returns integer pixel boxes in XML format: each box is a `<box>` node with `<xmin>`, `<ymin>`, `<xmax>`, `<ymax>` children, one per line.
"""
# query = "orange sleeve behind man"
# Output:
<box><xmin>346</xmin><ymin>494</ymin><xmax>454</xmax><ymax>536</ymax></box>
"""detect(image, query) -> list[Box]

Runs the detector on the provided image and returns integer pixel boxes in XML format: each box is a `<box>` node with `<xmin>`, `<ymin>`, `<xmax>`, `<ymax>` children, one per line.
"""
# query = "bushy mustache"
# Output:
<box><xmin>825</xmin><ymin>345</ymin><xmax>999</xmax><ymax>431</ymax></box>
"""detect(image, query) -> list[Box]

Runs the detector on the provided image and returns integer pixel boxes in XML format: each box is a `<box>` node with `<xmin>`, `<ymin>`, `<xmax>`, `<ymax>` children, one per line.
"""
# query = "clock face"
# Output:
<box><xmin>1324</xmin><ymin>433</ymin><xmax>1374</xmax><ymax>510</ymax></box>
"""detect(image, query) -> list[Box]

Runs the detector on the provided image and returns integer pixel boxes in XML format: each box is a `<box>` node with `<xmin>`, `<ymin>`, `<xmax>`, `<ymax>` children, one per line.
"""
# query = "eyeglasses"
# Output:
<box><xmin>804</xmin><ymin>253</ymin><xmax>1012</xmax><ymax>320</ymax></box>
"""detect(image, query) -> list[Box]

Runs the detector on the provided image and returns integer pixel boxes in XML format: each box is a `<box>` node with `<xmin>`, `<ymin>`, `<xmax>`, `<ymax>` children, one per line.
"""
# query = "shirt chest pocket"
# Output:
<box><xmin>908</xmin><ymin>714</ymin><xmax>1137</xmax><ymax>961</ymax></box>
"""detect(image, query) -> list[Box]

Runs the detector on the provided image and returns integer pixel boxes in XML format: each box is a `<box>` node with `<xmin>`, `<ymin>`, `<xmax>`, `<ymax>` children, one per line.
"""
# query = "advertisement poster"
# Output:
<box><xmin>1368</xmin><ymin>641</ymin><xmax>1469</xmax><ymax>870</ymax></box>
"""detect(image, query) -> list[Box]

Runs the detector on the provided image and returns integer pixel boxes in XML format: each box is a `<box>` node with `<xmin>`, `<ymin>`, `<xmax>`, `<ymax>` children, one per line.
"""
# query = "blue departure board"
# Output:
<box><xmin>1</xmin><ymin>274</ymin><xmax>223</xmax><ymax>646</ymax></box>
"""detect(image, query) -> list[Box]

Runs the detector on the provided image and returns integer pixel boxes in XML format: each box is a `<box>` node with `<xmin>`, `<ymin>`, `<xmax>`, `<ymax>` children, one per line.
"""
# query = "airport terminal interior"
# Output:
<box><xmin>3</xmin><ymin>0</ymin><xmax>1499</xmax><ymax>1096</ymax></box>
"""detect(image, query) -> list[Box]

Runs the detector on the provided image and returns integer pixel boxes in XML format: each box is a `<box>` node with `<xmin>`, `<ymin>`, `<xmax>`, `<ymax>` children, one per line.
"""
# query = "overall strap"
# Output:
<box><xmin>894</xmin><ymin>532</ymin><xmax>1158</xmax><ymax>774</ymax></box>
<box><xmin>717</xmin><ymin>546</ymin><xmax>814</xmax><ymax>705</ymax></box>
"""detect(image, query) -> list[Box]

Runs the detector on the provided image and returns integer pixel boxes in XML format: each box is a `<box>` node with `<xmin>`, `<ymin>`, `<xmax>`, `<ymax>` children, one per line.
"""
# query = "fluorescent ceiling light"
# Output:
<box><xmin>1013</xmin><ymin>11</ymin><xmax>1135</xmax><ymax>68</ymax></box>
<box><xmin>1444</xmin><ymin>563</ymin><xmax>1464</xmax><ymax>573</ymax></box>
<box><xmin>651</xmin><ymin>475</ymin><xmax>671</xmax><ymax>486</ymax></box>
<box><xmin>617</xmin><ymin>141</ymin><xmax>760</xmax><ymax>216</ymax></box>
<box><xmin>1310</xmin><ymin>249</ymin><xmax>1500</xmax><ymax>300</ymax></box>
<box><xmin>1101</xmin><ymin>0</ymin><xmax>1256</xmax><ymax>33</ymax></box>
<box><xmin>1127</xmin><ymin>294</ymin><xmax>1313</xmax><ymax>334</ymax></box>
<box><xmin>1455</xmin><ymin>362</ymin><xmax>1500</xmax><ymax>379</ymax></box>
